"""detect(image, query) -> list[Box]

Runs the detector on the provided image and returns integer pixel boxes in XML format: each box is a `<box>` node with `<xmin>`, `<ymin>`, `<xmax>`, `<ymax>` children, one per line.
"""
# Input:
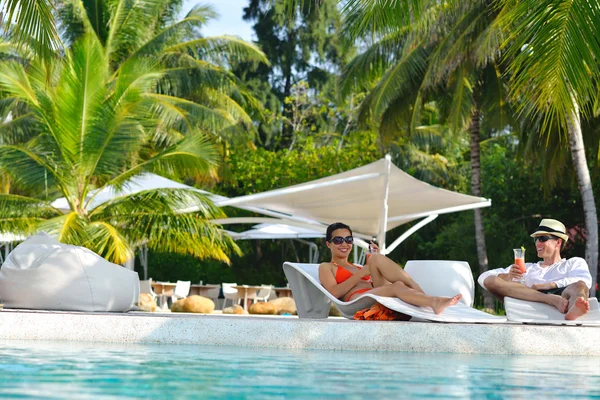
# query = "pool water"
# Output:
<box><xmin>0</xmin><ymin>340</ymin><xmax>598</xmax><ymax>399</ymax></box>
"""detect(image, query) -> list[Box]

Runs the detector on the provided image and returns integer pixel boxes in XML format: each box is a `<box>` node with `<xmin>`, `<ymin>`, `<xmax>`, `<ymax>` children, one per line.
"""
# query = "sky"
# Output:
<box><xmin>182</xmin><ymin>0</ymin><xmax>254</xmax><ymax>41</ymax></box>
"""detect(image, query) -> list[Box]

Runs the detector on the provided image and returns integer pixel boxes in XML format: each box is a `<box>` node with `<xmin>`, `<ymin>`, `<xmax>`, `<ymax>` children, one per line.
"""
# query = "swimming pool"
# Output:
<box><xmin>0</xmin><ymin>340</ymin><xmax>598</xmax><ymax>399</ymax></box>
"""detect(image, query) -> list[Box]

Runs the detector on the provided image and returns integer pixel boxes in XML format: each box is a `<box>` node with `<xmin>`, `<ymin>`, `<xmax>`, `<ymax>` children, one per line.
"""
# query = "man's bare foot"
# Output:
<box><xmin>565</xmin><ymin>297</ymin><xmax>590</xmax><ymax>320</ymax></box>
<box><xmin>547</xmin><ymin>295</ymin><xmax>569</xmax><ymax>314</ymax></box>
<box><xmin>431</xmin><ymin>294</ymin><xmax>462</xmax><ymax>314</ymax></box>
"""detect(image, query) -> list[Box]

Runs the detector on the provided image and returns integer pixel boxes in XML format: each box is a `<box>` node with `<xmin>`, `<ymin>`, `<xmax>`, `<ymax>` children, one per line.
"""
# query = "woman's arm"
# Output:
<box><xmin>319</xmin><ymin>263</ymin><xmax>370</xmax><ymax>299</ymax></box>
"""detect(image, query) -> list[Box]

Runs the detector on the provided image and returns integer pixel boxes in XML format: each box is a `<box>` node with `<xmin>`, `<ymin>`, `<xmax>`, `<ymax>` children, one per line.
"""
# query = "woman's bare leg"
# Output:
<box><xmin>370</xmin><ymin>281</ymin><xmax>461</xmax><ymax>314</ymax></box>
<box><xmin>367</xmin><ymin>254</ymin><xmax>424</xmax><ymax>293</ymax></box>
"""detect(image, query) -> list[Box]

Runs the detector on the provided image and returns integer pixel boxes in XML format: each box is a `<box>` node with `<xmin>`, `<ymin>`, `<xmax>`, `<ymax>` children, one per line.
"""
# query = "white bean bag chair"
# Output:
<box><xmin>0</xmin><ymin>232</ymin><xmax>139</xmax><ymax>312</ymax></box>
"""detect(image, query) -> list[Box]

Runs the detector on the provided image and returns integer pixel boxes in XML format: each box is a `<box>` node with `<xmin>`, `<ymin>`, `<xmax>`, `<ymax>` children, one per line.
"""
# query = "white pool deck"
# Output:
<box><xmin>1</xmin><ymin>309</ymin><xmax>599</xmax><ymax>356</ymax></box>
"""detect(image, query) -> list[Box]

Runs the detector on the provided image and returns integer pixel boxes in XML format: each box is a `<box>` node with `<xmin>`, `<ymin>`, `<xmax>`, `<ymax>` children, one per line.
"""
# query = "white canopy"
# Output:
<box><xmin>51</xmin><ymin>173</ymin><xmax>228</xmax><ymax>212</ymax></box>
<box><xmin>226</xmin><ymin>223</ymin><xmax>325</xmax><ymax>240</ymax></box>
<box><xmin>216</xmin><ymin>156</ymin><xmax>491</xmax><ymax>254</ymax></box>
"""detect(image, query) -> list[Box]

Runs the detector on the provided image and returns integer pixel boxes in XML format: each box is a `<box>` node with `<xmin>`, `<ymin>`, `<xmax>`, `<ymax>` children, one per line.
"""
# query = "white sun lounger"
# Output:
<box><xmin>283</xmin><ymin>262</ymin><xmax>507</xmax><ymax>323</ymax></box>
<box><xmin>504</xmin><ymin>296</ymin><xmax>600</xmax><ymax>326</ymax></box>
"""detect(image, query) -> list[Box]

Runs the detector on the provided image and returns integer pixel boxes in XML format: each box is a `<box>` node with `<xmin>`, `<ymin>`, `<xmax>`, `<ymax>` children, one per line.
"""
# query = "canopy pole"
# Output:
<box><xmin>139</xmin><ymin>245</ymin><xmax>149</xmax><ymax>280</ymax></box>
<box><xmin>377</xmin><ymin>155</ymin><xmax>392</xmax><ymax>252</ymax></box>
<box><xmin>385</xmin><ymin>214</ymin><xmax>439</xmax><ymax>255</ymax></box>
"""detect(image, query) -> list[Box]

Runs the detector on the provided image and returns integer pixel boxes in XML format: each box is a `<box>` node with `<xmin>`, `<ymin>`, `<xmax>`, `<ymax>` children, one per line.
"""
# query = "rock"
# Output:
<box><xmin>329</xmin><ymin>303</ymin><xmax>342</xmax><ymax>317</ymax></box>
<box><xmin>171</xmin><ymin>299</ymin><xmax>184</xmax><ymax>313</ymax></box>
<box><xmin>171</xmin><ymin>295</ymin><xmax>215</xmax><ymax>313</ymax></box>
<box><xmin>223</xmin><ymin>305</ymin><xmax>246</xmax><ymax>314</ymax></box>
<box><xmin>137</xmin><ymin>293</ymin><xmax>157</xmax><ymax>312</ymax></box>
<box><xmin>249</xmin><ymin>301</ymin><xmax>277</xmax><ymax>315</ymax></box>
<box><xmin>268</xmin><ymin>297</ymin><xmax>296</xmax><ymax>315</ymax></box>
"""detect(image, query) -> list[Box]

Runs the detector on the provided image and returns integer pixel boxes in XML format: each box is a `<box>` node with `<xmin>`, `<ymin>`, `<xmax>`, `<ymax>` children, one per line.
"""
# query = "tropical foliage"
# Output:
<box><xmin>0</xmin><ymin>0</ymin><xmax>269</xmax><ymax>264</ymax></box>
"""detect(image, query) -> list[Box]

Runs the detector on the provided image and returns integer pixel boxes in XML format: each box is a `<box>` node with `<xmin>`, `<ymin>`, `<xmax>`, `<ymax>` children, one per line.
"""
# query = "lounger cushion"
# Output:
<box><xmin>283</xmin><ymin>262</ymin><xmax>506</xmax><ymax>323</ymax></box>
<box><xmin>0</xmin><ymin>232</ymin><xmax>139</xmax><ymax>312</ymax></box>
<box><xmin>504</xmin><ymin>296</ymin><xmax>600</xmax><ymax>326</ymax></box>
<box><xmin>404</xmin><ymin>260</ymin><xmax>475</xmax><ymax>307</ymax></box>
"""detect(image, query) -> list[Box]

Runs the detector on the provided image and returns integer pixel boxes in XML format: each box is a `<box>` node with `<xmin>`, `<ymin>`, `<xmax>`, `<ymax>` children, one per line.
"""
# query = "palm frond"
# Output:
<box><xmin>53</xmin><ymin>32</ymin><xmax>109</xmax><ymax>172</ymax></box>
<box><xmin>2</xmin><ymin>0</ymin><xmax>61</xmax><ymax>60</ymax></box>
<box><xmin>441</xmin><ymin>66</ymin><xmax>475</xmax><ymax>134</ymax></box>
<box><xmin>0</xmin><ymin>143</ymin><xmax>60</xmax><ymax>192</ymax></box>
<box><xmin>165</xmin><ymin>35</ymin><xmax>269</xmax><ymax>67</ymax></box>
<box><xmin>0</xmin><ymin>112</ymin><xmax>40</xmax><ymax>144</ymax></box>
<box><xmin>88</xmin><ymin>188</ymin><xmax>239</xmax><ymax>262</ymax></box>
<box><xmin>105</xmin><ymin>0</ymin><xmax>164</xmax><ymax>65</ymax></box>
<box><xmin>340</xmin><ymin>29</ymin><xmax>406</xmax><ymax>97</ymax></box>
<box><xmin>37</xmin><ymin>211</ymin><xmax>88</xmax><ymax>244</ymax></box>
<box><xmin>342</xmin><ymin>0</ymin><xmax>426</xmax><ymax>38</ymax></box>
<box><xmin>89</xmin><ymin>133</ymin><xmax>217</xmax><ymax>204</ymax></box>
<box><xmin>128</xmin><ymin>4</ymin><xmax>218</xmax><ymax>60</ymax></box>
<box><xmin>500</xmin><ymin>0</ymin><xmax>600</xmax><ymax>131</ymax></box>
<box><xmin>146</xmin><ymin>93</ymin><xmax>237</xmax><ymax>134</ymax></box>
<box><xmin>364</xmin><ymin>45</ymin><xmax>428</xmax><ymax>121</ymax></box>
<box><xmin>0</xmin><ymin>193</ymin><xmax>60</xmax><ymax>234</ymax></box>
<box><xmin>85</xmin><ymin>221</ymin><xmax>133</xmax><ymax>264</ymax></box>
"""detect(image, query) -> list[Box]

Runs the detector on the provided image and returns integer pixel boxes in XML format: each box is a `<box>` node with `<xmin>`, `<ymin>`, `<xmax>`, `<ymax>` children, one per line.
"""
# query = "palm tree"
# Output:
<box><xmin>0</xmin><ymin>0</ymin><xmax>267</xmax><ymax>264</ymax></box>
<box><xmin>340</xmin><ymin>1</ymin><xmax>513</xmax><ymax>308</ymax></box>
<box><xmin>496</xmin><ymin>0</ymin><xmax>599</xmax><ymax>291</ymax></box>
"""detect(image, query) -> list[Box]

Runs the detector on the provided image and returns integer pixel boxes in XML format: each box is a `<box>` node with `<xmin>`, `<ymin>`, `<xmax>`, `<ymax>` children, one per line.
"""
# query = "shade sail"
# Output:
<box><xmin>51</xmin><ymin>173</ymin><xmax>228</xmax><ymax>212</ymax></box>
<box><xmin>218</xmin><ymin>156</ymin><xmax>491</xmax><ymax>252</ymax></box>
<box><xmin>227</xmin><ymin>223</ymin><xmax>325</xmax><ymax>240</ymax></box>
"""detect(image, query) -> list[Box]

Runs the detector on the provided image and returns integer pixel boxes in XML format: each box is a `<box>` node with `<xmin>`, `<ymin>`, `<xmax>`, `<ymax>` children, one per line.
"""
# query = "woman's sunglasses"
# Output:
<box><xmin>329</xmin><ymin>236</ymin><xmax>354</xmax><ymax>245</ymax></box>
<box><xmin>534</xmin><ymin>235</ymin><xmax>558</xmax><ymax>243</ymax></box>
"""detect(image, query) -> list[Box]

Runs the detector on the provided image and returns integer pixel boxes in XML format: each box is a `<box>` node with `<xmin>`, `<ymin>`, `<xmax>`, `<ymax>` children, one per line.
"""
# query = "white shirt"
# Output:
<box><xmin>478</xmin><ymin>257</ymin><xmax>592</xmax><ymax>290</ymax></box>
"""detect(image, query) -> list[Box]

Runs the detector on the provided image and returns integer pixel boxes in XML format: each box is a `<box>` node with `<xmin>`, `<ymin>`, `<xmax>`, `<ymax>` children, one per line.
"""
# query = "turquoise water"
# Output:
<box><xmin>0</xmin><ymin>340</ymin><xmax>599</xmax><ymax>399</ymax></box>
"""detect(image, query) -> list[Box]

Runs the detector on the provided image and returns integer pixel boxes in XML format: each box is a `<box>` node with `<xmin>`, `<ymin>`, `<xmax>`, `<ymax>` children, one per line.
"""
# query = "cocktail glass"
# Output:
<box><xmin>366</xmin><ymin>244</ymin><xmax>379</xmax><ymax>263</ymax></box>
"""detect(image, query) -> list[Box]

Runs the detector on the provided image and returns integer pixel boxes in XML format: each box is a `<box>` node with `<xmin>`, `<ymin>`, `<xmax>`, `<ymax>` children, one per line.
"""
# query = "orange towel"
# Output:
<box><xmin>354</xmin><ymin>303</ymin><xmax>408</xmax><ymax>321</ymax></box>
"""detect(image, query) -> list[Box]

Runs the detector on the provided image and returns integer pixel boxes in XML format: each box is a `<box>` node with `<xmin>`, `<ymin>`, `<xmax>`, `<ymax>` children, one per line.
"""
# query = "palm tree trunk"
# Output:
<box><xmin>469</xmin><ymin>109</ymin><xmax>494</xmax><ymax>309</ymax></box>
<box><xmin>566</xmin><ymin>104</ymin><xmax>598</xmax><ymax>296</ymax></box>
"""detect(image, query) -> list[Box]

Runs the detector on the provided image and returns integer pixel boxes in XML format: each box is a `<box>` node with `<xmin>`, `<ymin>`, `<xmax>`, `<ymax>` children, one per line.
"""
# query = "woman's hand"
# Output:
<box><xmin>359</xmin><ymin>265</ymin><xmax>371</xmax><ymax>278</ymax></box>
<box><xmin>369</xmin><ymin>241</ymin><xmax>380</xmax><ymax>252</ymax></box>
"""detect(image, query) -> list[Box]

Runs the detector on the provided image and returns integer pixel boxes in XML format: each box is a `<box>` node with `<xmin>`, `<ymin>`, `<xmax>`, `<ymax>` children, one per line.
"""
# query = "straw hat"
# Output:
<box><xmin>530</xmin><ymin>219</ymin><xmax>569</xmax><ymax>242</ymax></box>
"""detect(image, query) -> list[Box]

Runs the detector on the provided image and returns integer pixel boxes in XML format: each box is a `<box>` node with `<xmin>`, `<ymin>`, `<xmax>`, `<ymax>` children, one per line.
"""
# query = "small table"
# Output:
<box><xmin>189</xmin><ymin>284</ymin><xmax>221</xmax><ymax>297</ymax></box>
<box><xmin>151</xmin><ymin>281</ymin><xmax>177</xmax><ymax>309</ymax></box>
<box><xmin>274</xmin><ymin>286</ymin><xmax>293</xmax><ymax>298</ymax></box>
<box><xmin>233</xmin><ymin>285</ymin><xmax>263</xmax><ymax>312</ymax></box>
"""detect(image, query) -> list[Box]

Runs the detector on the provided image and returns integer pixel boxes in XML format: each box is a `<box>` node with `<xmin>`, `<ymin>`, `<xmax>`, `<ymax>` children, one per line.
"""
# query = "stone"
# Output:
<box><xmin>137</xmin><ymin>293</ymin><xmax>157</xmax><ymax>312</ymax></box>
<box><xmin>249</xmin><ymin>301</ymin><xmax>277</xmax><ymax>315</ymax></box>
<box><xmin>171</xmin><ymin>295</ymin><xmax>215</xmax><ymax>314</ymax></box>
<box><xmin>223</xmin><ymin>305</ymin><xmax>246</xmax><ymax>314</ymax></box>
<box><xmin>268</xmin><ymin>297</ymin><xmax>296</xmax><ymax>315</ymax></box>
<box><xmin>329</xmin><ymin>303</ymin><xmax>342</xmax><ymax>317</ymax></box>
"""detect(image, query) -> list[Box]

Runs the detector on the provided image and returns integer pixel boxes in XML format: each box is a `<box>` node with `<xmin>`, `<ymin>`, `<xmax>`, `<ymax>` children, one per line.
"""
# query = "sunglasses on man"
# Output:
<box><xmin>534</xmin><ymin>235</ymin><xmax>558</xmax><ymax>243</ymax></box>
<box><xmin>329</xmin><ymin>236</ymin><xmax>354</xmax><ymax>245</ymax></box>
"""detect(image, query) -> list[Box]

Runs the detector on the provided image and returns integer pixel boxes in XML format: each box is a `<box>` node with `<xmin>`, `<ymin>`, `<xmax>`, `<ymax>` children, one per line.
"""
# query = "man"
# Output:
<box><xmin>479</xmin><ymin>219</ymin><xmax>592</xmax><ymax>320</ymax></box>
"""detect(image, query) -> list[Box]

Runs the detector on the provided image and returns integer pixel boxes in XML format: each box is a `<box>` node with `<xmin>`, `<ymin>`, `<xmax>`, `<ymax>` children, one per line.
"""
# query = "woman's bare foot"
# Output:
<box><xmin>565</xmin><ymin>297</ymin><xmax>590</xmax><ymax>320</ymax></box>
<box><xmin>431</xmin><ymin>294</ymin><xmax>462</xmax><ymax>314</ymax></box>
<box><xmin>547</xmin><ymin>295</ymin><xmax>569</xmax><ymax>314</ymax></box>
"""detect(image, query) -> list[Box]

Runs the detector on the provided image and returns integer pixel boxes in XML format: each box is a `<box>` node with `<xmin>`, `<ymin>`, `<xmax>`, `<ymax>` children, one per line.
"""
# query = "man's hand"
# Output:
<box><xmin>531</xmin><ymin>282</ymin><xmax>557</xmax><ymax>291</ymax></box>
<box><xmin>503</xmin><ymin>264</ymin><xmax>524</xmax><ymax>282</ymax></box>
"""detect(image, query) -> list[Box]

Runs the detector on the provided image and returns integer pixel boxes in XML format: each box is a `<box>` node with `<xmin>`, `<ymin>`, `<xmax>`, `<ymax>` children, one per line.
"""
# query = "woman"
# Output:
<box><xmin>319</xmin><ymin>222</ymin><xmax>461</xmax><ymax>314</ymax></box>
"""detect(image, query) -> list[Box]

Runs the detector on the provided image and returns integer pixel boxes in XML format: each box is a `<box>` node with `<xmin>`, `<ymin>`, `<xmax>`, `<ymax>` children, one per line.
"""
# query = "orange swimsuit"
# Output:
<box><xmin>333</xmin><ymin>262</ymin><xmax>373</xmax><ymax>300</ymax></box>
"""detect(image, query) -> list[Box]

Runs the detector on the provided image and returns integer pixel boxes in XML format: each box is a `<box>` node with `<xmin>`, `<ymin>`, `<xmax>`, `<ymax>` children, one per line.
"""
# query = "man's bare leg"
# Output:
<box><xmin>484</xmin><ymin>276</ymin><xmax>569</xmax><ymax>313</ymax></box>
<box><xmin>563</xmin><ymin>281</ymin><xmax>590</xmax><ymax>320</ymax></box>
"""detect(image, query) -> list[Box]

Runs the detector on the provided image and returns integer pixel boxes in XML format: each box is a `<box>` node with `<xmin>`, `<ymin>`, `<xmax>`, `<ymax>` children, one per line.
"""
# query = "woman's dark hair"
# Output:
<box><xmin>326</xmin><ymin>222</ymin><xmax>352</xmax><ymax>242</ymax></box>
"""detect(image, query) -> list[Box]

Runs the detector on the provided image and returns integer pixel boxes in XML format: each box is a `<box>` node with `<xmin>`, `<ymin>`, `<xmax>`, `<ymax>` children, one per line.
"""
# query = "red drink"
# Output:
<box><xmin>515</xmin><ymin>258</ymin><xmax>526</xmax><ymax>273</ymax></box>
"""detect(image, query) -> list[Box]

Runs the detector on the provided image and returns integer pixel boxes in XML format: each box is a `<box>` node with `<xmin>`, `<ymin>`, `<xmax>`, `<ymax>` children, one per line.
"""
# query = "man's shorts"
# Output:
<box><xmin>538</xmin><ymin>287</ymin><xmax>566</xmax><ymax>296</ymax></box>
